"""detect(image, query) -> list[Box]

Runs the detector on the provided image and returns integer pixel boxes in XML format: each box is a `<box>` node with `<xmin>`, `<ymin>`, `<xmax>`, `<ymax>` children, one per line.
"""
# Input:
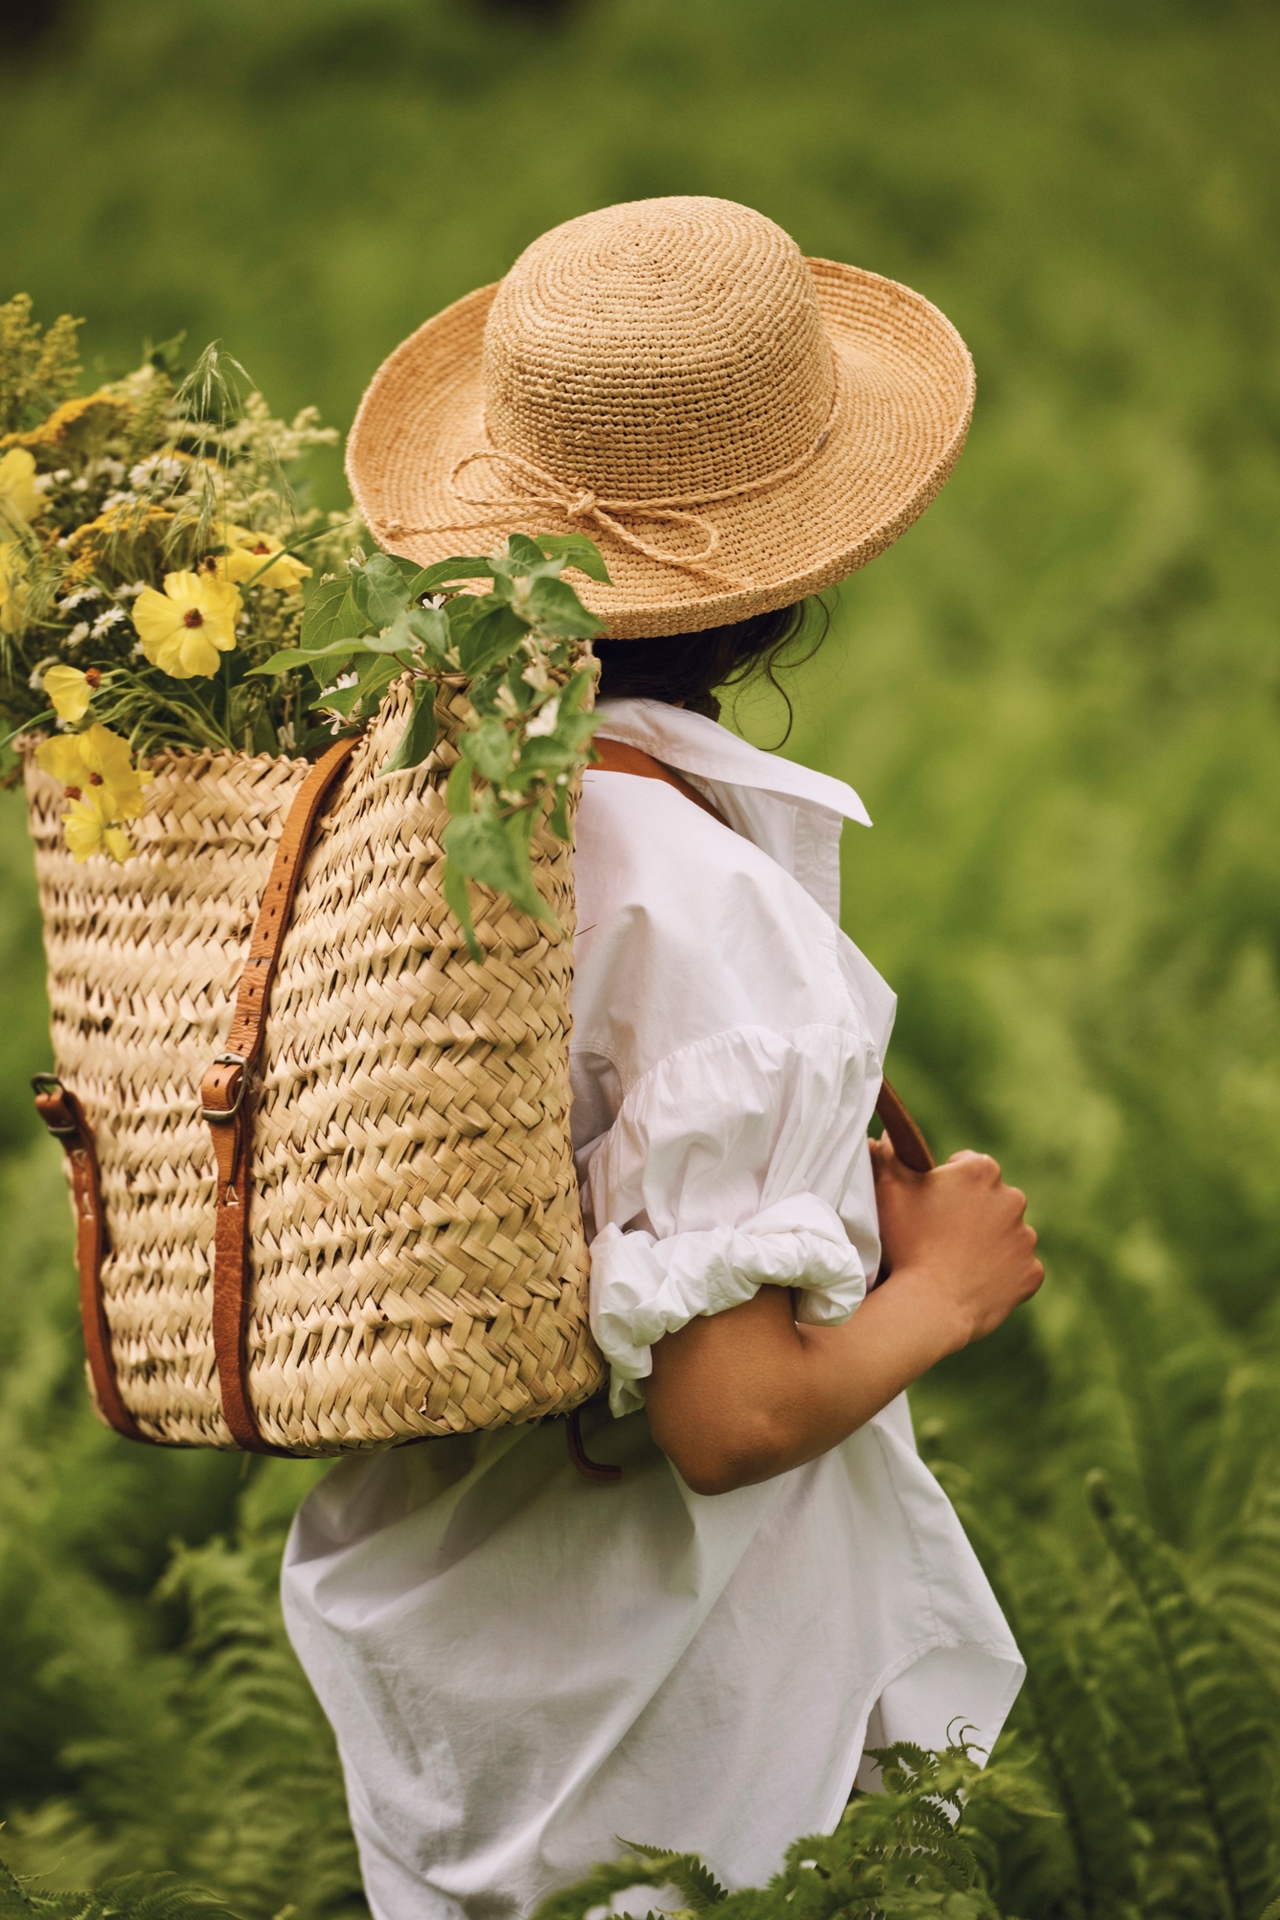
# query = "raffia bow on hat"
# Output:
<box><xmin>346</xmin><ymin>196</ymin><xmax>975</xmax><ymax>639</ymax></box>
<box><xmin>374</xmin><ymin>376</ymin><xmax>844</xmax><ymax>592</ymax></box>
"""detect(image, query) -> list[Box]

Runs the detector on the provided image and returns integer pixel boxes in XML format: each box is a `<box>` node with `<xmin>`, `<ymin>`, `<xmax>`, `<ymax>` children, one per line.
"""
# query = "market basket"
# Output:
<box><xmin>24</xmin><ymin>677</ymin><xmax>602</xmax><ymax>1456</ymax></box>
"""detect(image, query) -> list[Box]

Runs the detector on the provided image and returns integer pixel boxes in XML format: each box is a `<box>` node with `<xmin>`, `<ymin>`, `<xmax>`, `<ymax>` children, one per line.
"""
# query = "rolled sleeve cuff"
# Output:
<box><xmin>589</xmin><ymin>1193</ymin><xmax>867</xmax><ymax>1416</ymax></box>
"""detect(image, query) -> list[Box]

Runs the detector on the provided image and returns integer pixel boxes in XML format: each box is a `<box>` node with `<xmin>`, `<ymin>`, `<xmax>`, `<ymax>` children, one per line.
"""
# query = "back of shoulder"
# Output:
<box><xmin>573</xmin><ymin>769</ymin><xmax>853</xmax><ymax>1080</ymax></box>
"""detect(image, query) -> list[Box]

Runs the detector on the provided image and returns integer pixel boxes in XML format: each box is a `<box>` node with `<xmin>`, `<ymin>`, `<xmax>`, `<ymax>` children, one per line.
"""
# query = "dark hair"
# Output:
<box><xmin>593</xmin><ymin>598</ymin><xmax>828</xmax><ymax>744</ymax></box>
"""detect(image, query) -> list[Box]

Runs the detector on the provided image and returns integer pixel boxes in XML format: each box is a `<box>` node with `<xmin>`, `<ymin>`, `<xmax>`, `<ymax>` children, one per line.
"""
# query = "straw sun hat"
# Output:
<box><xmin>347</xmin><ymin>196</ymin><xmax>973</xmax><ymax>639</ymax></box>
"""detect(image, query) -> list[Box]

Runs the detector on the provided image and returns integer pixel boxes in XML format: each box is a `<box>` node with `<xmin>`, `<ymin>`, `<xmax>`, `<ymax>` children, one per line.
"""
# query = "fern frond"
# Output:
<box><xmin>1197</xmin><ymin>1458</ymin><xmax>1280</xmax><ymax>1700</ymax></box>
<box><xmin>951</xmin><ymin>1491</ymin><xmax>1143</xmax><ymax>1918</ymax></box>
<box><xmin>530</xmin><ymin>1855</ymin><xmax>688</xmax><ymax>1920</ymax></box>
<box><xmin>616</xmin><ymin>1844</ymin><xmax>727</xmax><ymax>1909</ymax></box>
<box><xmin>1088</xmin><ymin>1471</ymin><xmax>1277</xmax><ymax>1919</ymax></box>
<box><xmin>0</xmin><ymin>1859</ymin><xmax>243</xmax><ymax>1920</ymax></box>
<box><xmin>1190</xmin><ymin>1364</ymin><xmax>1280</xmax><ymax>1553</ymax></box>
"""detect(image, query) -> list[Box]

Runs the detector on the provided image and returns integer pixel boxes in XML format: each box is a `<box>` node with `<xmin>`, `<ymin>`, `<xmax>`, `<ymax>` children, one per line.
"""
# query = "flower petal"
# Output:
<box><xmin>133</xmin><ymin>585</ymin><xmax>183</xmax><ymax>658</ymax></box>
<box><xmin>0</xmin><ymin>448</ymin><xmax>43</xmax><ymax>525</ymax></box>
<box><xmin>43</xmin><ymin>664</ymin><xmax>92</xmax><ymax>723</ymax></box>
<box><xmin>36</xmin><ymin>733</ymin><xmax>90</xmax><ymax>786</ymax></box>
<box><xmin>62</xmin><ymin>797</ymin><xmax>106</xmax><ymax>862</ymax></box>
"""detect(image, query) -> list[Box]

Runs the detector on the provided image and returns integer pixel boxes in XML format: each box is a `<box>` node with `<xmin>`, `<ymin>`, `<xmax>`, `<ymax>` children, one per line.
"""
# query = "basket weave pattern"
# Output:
<box><xmin>26</xmin><ymin>682</ymin><xmax>601</xmax><ymax>1453</ymax></box>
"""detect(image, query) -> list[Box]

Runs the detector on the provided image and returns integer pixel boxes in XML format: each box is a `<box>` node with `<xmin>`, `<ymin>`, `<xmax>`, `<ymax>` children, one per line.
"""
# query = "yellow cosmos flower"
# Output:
<box><xmin>43</xmin><ymin>663</ymin><xmax>100</xmax><ymax>724</ymax></box>
<box><xmin>62</xmin><ymin>789</ymin><xmax>134</xmax><ymax>865</ymax></box>
<box><xmin>0</xmin><ymin>542</ymin><xmax>27</xmax><ymax>637</ymax></box>
<box><xmin>133</xmin><ymin>570</ymin><xmax>241</xmax><ymax>678</ymax></box>
<box><xmin>0</xmin><ymin>447</ymin><xmax>43</xmax><ymax>528</ymax></box>
<box><xmin>78</xmin><ymin>722</ymin><xmax>152</xmax><ymax>819</ymax></box>
<box><xmin>36</xmin><ymin>722</ymin><xmax>152</xmax><ymax>820</ymax></box>
<box><xmin>212</xmin><ymin>525</ymin><xmax>311</xmax><ymax>594</ymax></box>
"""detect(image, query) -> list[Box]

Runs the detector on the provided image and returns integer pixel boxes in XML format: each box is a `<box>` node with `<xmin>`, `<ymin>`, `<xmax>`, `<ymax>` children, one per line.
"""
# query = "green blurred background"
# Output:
<box><xmin>3</xmin><ymin>0</ymin><xmax>1280</xmax><ymax>1912</ymax></box>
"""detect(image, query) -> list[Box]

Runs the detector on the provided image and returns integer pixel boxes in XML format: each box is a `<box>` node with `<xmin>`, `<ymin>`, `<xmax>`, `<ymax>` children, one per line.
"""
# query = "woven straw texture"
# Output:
<box><xmin>25</xmin><ymin>684</ymin><xmax>602</xmax><ymax>1453</ymax></box>
<box><xmin>347</xmin><ymin>195</ymin><xmax>975</xmax><ymax>639</ymax></box>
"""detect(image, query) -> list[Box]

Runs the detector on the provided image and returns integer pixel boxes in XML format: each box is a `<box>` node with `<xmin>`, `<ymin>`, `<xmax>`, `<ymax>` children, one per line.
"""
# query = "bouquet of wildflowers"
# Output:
<box><xmin>0</xmin><ymin>297</ymin><xmax>604</xmax><ymax>941</ymax></box>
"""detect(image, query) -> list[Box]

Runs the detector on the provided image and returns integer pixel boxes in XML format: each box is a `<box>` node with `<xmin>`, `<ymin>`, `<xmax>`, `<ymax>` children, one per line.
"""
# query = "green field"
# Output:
<box><xmin>3</xmin><ymin>1</ymin><xmax>1280</xmax><ymax>1914</ymax></box>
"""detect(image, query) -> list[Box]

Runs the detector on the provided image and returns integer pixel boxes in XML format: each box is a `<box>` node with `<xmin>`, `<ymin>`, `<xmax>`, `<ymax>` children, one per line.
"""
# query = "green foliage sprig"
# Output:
<box><xmin>532</xmin><ymin>1740</ymin><xmax>1051</xmax><ymax>1920</ymax></box>
<box><xmin>254</xmin><ymin>533</ymin><xmax>607</xmax><ymax>956</ymax></box>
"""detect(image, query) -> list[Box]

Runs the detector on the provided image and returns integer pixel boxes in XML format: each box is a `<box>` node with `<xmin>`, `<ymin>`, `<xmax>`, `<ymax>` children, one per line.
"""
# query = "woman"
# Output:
<box><xmin>282</xmin><ymin>196</ymin><xmax>1042</xmax><ymax>1920</ymax></box>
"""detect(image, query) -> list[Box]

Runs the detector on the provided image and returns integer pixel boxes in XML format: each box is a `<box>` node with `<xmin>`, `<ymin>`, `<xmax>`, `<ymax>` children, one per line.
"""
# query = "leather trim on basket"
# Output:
<box><xmin>591</xmin><ymin>738</ymin><xmax>935</xmax><ymax>1173</ymax></box>
<box><xmin>200</xmin><ymin>737</ymin><xmax>358</xmax><ymax>1454</ymax></box>
<box><xmin>32</xmin><ymin>1074</ymin><xmax>147</xmax><ymax>1442</ymax></box>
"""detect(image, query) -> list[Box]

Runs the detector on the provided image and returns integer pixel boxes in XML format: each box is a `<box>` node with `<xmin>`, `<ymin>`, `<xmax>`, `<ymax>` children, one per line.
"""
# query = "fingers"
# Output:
<box><xmin>946</xmin><ymin>1149</ymin><xmax>1002</xmax><ymax>1182</ymax></box>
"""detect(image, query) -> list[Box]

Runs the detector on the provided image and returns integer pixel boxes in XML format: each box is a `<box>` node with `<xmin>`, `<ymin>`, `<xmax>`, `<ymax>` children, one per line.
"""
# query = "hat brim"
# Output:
<box><xmin>345</xmin><ymin>259</ymin><xmax>974</xmax><ymax>640</ymax></box>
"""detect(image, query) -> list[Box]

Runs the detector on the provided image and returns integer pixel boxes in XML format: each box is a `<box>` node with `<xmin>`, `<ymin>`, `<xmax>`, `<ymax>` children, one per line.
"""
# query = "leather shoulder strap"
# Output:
<box><xmin>592</xmin><ymin>737</ymin><xmax>729</xmax><ymax>827</ymax></box>
<box><xmin>33</xmin><ymin>1074</ymin><xmax>147</xmax><ymax>1442</ymax></box>
<box><xmin>591</xmin><ymin>738</ymin><xmax>935</xmax><ymax>1175</ymax></box>
<box><xmin>200</xmin><ymin>737</ymin><xmax>357</xmax><ymax>1453</ymax></box>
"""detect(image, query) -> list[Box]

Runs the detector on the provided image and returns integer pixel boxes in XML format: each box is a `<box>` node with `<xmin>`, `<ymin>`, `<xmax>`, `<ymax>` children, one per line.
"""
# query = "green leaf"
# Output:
<box><xmin>443</xmin><ymin>810</ymin><xmax>553</xmax><ymax>924</ymax></box>
<box><xmin>309</xmin><ymin>681</ymin><xmax>364</xmax><ymax>720</ymax></box>
<box><xmin>548</xmin><ymin>779</ymin><xmax>573</xmax><ymax>842</ymax></box>
<box><xmin>250</xmin><ymin>639</ymin><xmax>370</xmax><ymax>676</ymax></box>
<box><xmin>457</xmin><ymin>602</ymin><xmax>528</xmax><ymax>675</ymax></box>
<box><xmin>534</xmin><ymin>534</ymin><xmax>612</xmax><ymax>584</ymax></box>
<box><xmin>349</xmin><ymin>553</ymin><xmax>410</xmax><ymax>628</ymax></box>
<box><xmin>462</xmin><ymin>715</ymin><xmax>515</xmax><ymax>783</ymax></box>
<box><xmin>525</xmin><ymin>572</ymin><xmax>605</xmax><ymax>639</ymax></box>
<box><xmin>383</xmin><ymin>556</ymin><xmax>441</xmax><ymax>600</ymax></box>
<box><xmin>417</xmin><ymin>556</ymin><xmax>496</xmax><ymax>591</ymax></box>
<box><xmin>380</xmin><ymin>680</ymin><xmax>438</xmax><ymax>776</ymax></box>
<box><xmin>442</xmin><ymin>860</ymin><xmax>482</xmax><ymax>963</ymax></box>
<box><xmin>513</xmin><ymin>737</ymin><xmax>575</xmax><ymax>778</ymax></box>
<box><xmin>405</xmin><ymin>604</ymin><xmax>451</xmax><ymax>657</ymax></box>
<box><xmin>307</xmin><ymin>653</ymin><xmax>399</xmax><ymax>719</ymax></box>
<box><xmin>446</xmin><ymin>753</ymin><xmax>474</xmax><ymax>816</ymax></box>
<box><xmin>560</xmin><ymin>665</ymin><xmax>599</xmax><ymax>716</ymax></box>
<box><xmin>374</xmin><ymin>604</ymin><xmax>450</xmax><ymax>658</ymax></box>
<box><xmin>505</xmin><ymin>532</ymin><xmax>550</xmax><ymax>569</ymax></box>
<box><xmin>300</xmin><ymin>574</ymin><xmax>358</xmax><ymax>651</ymax></box>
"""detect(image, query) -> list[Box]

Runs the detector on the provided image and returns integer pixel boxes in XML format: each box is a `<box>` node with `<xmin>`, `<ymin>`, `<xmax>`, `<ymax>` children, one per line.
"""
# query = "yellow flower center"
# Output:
<box><xmin>65</xmin><ymin>785</ymin><xmax>82</xmax><ymax>800</ymax></box>
<box><xmin>89</xmin><ymin>772</ymin><xmax>103</xmax><ymax>785</ymax></box>
<box><xmin>183</xmin><ymin>608</ymin><xmax>204</xmax><ymax>628</ymax></box>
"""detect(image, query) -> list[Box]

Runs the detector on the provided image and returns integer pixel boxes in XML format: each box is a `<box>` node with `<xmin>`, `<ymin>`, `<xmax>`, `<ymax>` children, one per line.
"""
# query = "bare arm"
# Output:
<box><xmin>645</xmin><ymin>1140</ymin><xmax>1044</xmax><ymax>1496</ymax></box>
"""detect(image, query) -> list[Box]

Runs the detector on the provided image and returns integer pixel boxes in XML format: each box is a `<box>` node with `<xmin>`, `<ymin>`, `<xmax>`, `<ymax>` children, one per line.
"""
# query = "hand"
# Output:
<box><xmin>869</xmin><ymin>1137</ymin><xmax>1044</xmax><ymax>1349</ymax></box>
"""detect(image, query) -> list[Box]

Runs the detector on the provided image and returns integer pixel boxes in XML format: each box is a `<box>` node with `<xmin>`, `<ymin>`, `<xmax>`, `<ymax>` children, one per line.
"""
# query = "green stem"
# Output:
<box><xmin>0</xmin><ymin>709</ymin><xmax>54</xmax><ymax>751</ymax></box>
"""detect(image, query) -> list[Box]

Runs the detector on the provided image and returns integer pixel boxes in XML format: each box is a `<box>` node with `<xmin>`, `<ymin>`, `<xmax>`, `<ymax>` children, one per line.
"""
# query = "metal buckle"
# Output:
<box><xmin>201</xmin><ymin>1052</ymin><xmax>249</xmax><ymax>1123</ymax></box>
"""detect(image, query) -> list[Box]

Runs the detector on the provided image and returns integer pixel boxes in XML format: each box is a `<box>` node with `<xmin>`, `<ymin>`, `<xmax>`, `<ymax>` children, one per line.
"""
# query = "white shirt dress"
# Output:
<box><xmin>281</xmin><ymin>698</ymin><xmax>1024</xmax><ymax>1920</ymax></box>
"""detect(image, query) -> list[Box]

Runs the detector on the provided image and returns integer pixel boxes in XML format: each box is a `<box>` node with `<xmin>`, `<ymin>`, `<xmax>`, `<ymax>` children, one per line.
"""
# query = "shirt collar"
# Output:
<box><xmin>592</xmin><ymin>699</ymin><xmax>872</xmax><ymax>827</ymax></box>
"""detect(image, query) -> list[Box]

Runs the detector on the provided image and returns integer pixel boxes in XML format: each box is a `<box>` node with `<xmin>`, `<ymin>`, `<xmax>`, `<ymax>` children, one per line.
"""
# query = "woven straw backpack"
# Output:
<box><xmin>26</xmin><ymin>197</ymin><xmax>954</xmax><ymax>1462</ymax></box>
<box><xmin>26</xmin><ymin>681</ymin><xmax>605</xmax><ymax>1458</ymax></box>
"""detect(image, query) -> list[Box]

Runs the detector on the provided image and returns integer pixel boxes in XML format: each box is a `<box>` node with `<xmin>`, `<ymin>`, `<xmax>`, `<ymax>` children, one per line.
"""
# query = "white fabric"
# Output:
<box><xmin>281</xmin><ymin>698</ymin><xmax>1025</xmax><ymax>1920</ymax></box>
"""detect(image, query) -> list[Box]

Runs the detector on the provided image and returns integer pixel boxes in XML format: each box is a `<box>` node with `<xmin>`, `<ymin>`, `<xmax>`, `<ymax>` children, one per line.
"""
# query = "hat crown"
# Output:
<box><xmin>482</xmin><ymin>197</ymin><xmax>835</xmax><ymax>502</ymax></box>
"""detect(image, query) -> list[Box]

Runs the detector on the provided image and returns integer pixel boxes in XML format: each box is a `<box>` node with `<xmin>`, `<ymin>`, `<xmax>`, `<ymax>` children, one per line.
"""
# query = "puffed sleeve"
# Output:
<box><xmin>571</xmin><ymin>772</ymin><xmax>889</xmax><ymax>1417</ymax></box>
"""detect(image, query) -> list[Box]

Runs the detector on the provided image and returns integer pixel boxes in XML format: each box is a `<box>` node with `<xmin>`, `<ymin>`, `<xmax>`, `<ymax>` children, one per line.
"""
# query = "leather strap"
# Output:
<box><xmin>593</xmin><ymin>736</ymin><xmax>726</xmax><ymax>825</ymax></box>
<box><xmin>591</xmin><ymin>736</ymin><xmax>936</xmax><ymax>1174</ymax></box>
<box><xmin>32</xmin><ymin>1074</ymin><xmax>147</xmax><ymax>1442</ymax></box>
<box><xmin>201</xmin><ymin>737</ymin><xmax>357</xmax><ymax>1452</ymax></box>
<box><xmin>566</xmin><ymin>1402</ymin><xmax>622</xmax><ymax>1483</ymax></box>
